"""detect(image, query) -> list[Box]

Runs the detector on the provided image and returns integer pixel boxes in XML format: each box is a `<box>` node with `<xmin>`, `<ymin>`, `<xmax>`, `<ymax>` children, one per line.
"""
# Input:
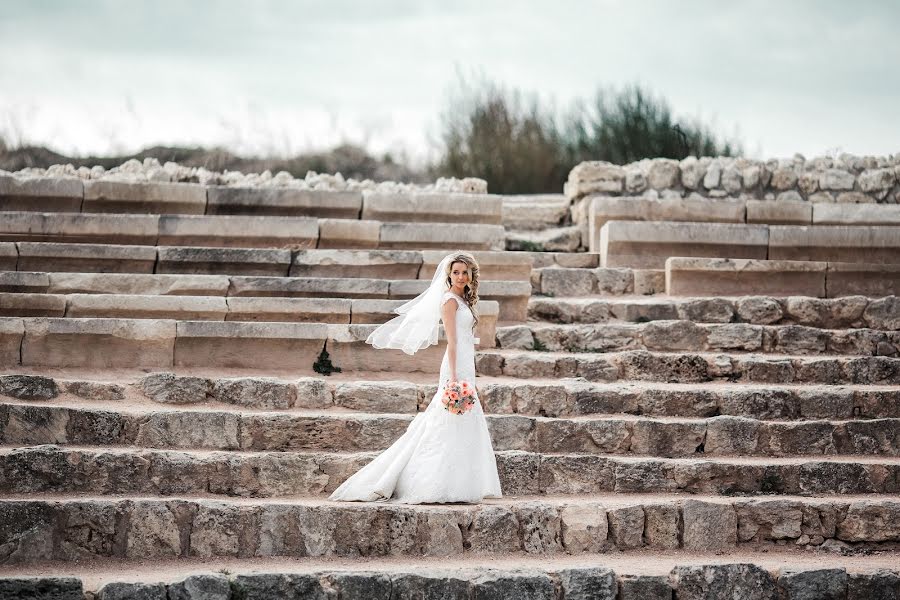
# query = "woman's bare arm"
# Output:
<box><xmin>441</xmin><ymin>297</ymin><xmax>458</xmax><ymax>381</ymax></box>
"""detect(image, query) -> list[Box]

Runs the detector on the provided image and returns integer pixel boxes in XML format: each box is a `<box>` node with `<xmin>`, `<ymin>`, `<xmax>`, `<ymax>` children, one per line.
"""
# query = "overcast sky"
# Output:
<box><xmin>1</xmin><ymin>0</ymin><xmax>898</xmax><ymax>162</ymax></box>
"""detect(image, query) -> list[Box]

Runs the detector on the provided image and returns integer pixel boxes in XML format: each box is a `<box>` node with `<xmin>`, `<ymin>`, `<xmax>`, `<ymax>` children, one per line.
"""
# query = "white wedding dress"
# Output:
<box><xmin>329</xmin><ymin>291</ymin><xmax>502</xmax><ymax>504</ymax></box>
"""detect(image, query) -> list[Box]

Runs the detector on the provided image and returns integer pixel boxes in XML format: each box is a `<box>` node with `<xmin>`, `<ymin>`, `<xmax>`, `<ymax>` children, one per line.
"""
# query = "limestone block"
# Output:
<box><xmin>502</xmin><ymin>194</ymin><xmax>569</xmax><ymax>230</ymax></box>
<box><xmin>167</xmin><ymin>574</ymin><xmax>231</xmax><ymax>600</ymax></box>
<box><xmin>0</xmin><ymin>292</ymin><xmax>65</xmax><ymax>317</ymax></box>
<box><xmin>630</xmin><ymin>419</ymin><xmax>706</xmax><ymax>457</ymax></box>
<box><xmin>769</xmin><ymin>225</ymin><xmax>900</xmax><ymax>263</ymax></box>
<box><xmin>681</xmin><ymin>499</ymin><xmax>737</xmax><ymax>552</ymax></box>
<box><xmin>507</xmin><ymin>226</ymin><xmax>581</xmax><ymax>252</ymax></box>
<box><xmin>589</xmin><ymin>195</ymin><xmax>745</xmax><ymax>250</ymax></box>
<box><xmin>474</xmin><ymin>571</ymin><xmax>555</xmax><ymax>600</ymax></box>
<box><xmin>826</xmin><ymin>262</ymin><xmax>900</xmax><ymax>298</ymax></box>
<box><xmin>317</xmin><ymin>218</ymin><xmax>379</xmax><ymax>249</ymax></box>
<box><xmin>0</xmin><ymin>242</ymin><xmax>16</xmax><ymax>270</ymax></box>
<box><xmin>837</xmin><ymin>500</ymin><xmax>900</xmax><ymax>542</ymax></box>
<box><xmin>0</xmin><ymin>174</ymin><xmax>83</xmax><ymax>212</ymax></box>
<box><xmin>290</xmin><ymin>249</ymin><xmax>422</xmax><ymax>279</ymax></box>
<box><xmin>207</xmin><ymin>186</ymin><xmax>361</xmax><ymax>218</ymax></box>
<box><xmin>557</xmin><ymin>503</ymin><xmax>607</xmax><ymax>553</ymax></box>
<box><xmin>746</xmin><ymin>199</ymin><xmax>812</xmax><ymax>225</ymax></box>
<box><xmin>672</xmin><ymin>564</ymin><xmax>777</xmax><ymax>600</ymax></box>
<box><xmin>643</xmin><ymin>504</ymin><xmax>679</xmax><ymax>549</ymax></box>
<box><xmin>813</xmin><ymin>203</ymin><xmax>900</xmax><ymax>225</ymax></box>
<box><xmin>138</xmin><ymin>372</ymin><xmax>211</xmax><ymax>404</ymax></box>
<box><xmin>599</xmin><ymin>221</ymin><xmax>769</xmax><ymax>268</ymax></box>
<box><xmin>619</xmin><ymin>576</ymin><xmax>672</xmax><ymax>600</ymax></box>
<box><xmin>67</xmin><ymin>293</ymin><xmax>227</xmax><ymax>320</ymax></box>
<box><xmin>0</xmin><ymin>373</ymin><xmax>59</xmax><ymax>399</ymax></box>
<box><xmin>126</xmin><ymin>500</ymin><xmax>183</xmax><ymax>558</ymax></box>
<box><xmin>557</xmin><ymin>567</ymin><xmax>617</xmax><ymax>600</ymax></box>
<box><xmin>819</xmin><ymin>169</ymin><xmax>855</xmax><ymax>191</ymax></box>
<box><xmin>16</xmin><ymin>242</ymin><xmax>158</xmax><ymax>273</ymax></box>
<box><xmin>566</xmin><ymin>162</ymin><xmax>625</xmax><ymax>198</ymax></box>
<box><xmin>174</xmin><ymin>321</ymin><xmax>327</xmax><ymax>370</ymax></box>
<box><xmin>379</xmin><ymin>221</ymin><xmax>506</xmax><ymax>251</ymax></box>
<box><xmin>0</xmin><ymin>578</ymin><xmax>84</xmax><ymax>599</ymax></box>
<box><xmin>226</xmin><ymin>297</ymin><xmax>351</xmax><ymax>323</ymax></box>
<box><xmin>349</xmin><ymin>299</ymin><xmax>403</xmax><ymax>324</ymax></box>
<box><xmin>665</xmin><ymin>257</ymin><xmax>827</xmax><ymax>297</ymax></box>
<box><xmin>83</xmin><ymin>180</ymin><xmax>206</xmax><ymax>214</ymax></box>
<box><xmin>211</xmin><ymin>377</ymin><xmax>298</xmax><ymax>410</ymax></box>
<box><xmin>539</xmin><ymin>268</ymin><xmax>595</xmax><ymax>296</ymax></box>
<box><xmin>0</xmin><ymin>211</ymin><xmax>159</xmax><ymax>245</ymax></box>
<box><xmin>228</xmin><ymin>275</ymin><xmax>389</xmax><ymax>299</ymax></box>
<box><xmin>777</xmin><ymin>569</ymin><xmax>848</xmax><ymax>600</ymax></box>
<box><xmin>158</xmin><ymin>246</ymin><xmax>291</xmax><ymax>276</ymax></box>
<box><xmin>595</xmin><ymin>268</ymin><xmax>634</xmax><ymax>295</ymax></box>
<box><xmin>847</xmin><ymin>571</ymin><xmax>900</xmax><ymax>599</ymax></box>
<box><xmin>362</xmin><ymin>191</ymin><xmax>503</xmax><ymax>224</ymax></box>
<box><xmin>333</xmin><ymin>381</ymin><xmax>418</xmax><ymax>412</ymax></box>
<box><xmin>421</xmin><ymin>250</ymin><xmax>533</xmax><ymax>282</ymax></box>
<box><xmin>158</xmin><ymin>214</ymin><xmax>318</xmax><ymax>248</ymax></box>
<box><xmin>0</xmin><ymin>317</ymin><xmax>24</xmax><ymax>365</ymax></box>
<box><xmin>21</xmin><ymin>317</ymin><xmax>175</xmax><ymax>367</ymax></box>
<box><xmin>864</xmin><ymin>297</ymin><xmax>900</xmax><ymax>330</ymax></box>
<box><xmin>634</xmin><ymin>269</ymin><xmax>665</xmax><ymax>295</ymax></box>
<box><xmin>48</xmin><ymin>273</ymin><xmax>230</xmax><ymax>296</ymax></box>
<box><xmin>607</xmin><ymin>505</ymin><xmax>644</xmax><ymax>549</ymax></box>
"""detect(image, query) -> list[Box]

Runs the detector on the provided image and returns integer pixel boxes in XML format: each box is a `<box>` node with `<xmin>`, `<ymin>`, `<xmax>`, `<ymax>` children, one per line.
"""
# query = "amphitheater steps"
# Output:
<box><xmin>2</xmin><ymin>555</ymin><xmax>899</xmax><ymax>600</ymax></box>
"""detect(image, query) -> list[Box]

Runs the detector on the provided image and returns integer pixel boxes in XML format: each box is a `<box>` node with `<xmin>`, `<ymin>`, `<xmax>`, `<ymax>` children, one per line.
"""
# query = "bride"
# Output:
<box><xmin>329</xmin><ymin>251</ymin><xmax>503</xmax><ymax>504</ymax></box>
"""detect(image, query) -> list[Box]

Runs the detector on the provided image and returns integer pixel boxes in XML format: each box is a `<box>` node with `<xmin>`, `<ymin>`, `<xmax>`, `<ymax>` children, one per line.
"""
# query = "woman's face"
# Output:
<box><xmin>449</xmin><ymin>261</ymin><xmax>471</xmax><ymax>289</ymax></box>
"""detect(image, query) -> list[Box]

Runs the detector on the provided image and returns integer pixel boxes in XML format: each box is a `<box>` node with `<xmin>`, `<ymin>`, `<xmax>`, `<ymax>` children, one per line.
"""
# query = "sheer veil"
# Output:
<box><xmin>365</xmin><ymin>254</ymin><xmax>454</xmax><ymax>355</ymax></box>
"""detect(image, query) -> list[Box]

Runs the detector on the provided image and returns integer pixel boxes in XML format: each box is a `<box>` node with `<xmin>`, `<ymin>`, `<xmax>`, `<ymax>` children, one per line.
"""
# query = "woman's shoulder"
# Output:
<box><xmin>442</xmin><ymin>291</ymin><xmax>463</xmax><ymax>305</ymax></box>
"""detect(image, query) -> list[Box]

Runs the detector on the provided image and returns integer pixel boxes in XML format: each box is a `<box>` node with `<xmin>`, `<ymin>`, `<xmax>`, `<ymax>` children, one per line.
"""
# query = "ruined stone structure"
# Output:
<box><xmin>0</xmin><ymin>156</ymin><xmax>898</xmax><ymax>598</ymax></box>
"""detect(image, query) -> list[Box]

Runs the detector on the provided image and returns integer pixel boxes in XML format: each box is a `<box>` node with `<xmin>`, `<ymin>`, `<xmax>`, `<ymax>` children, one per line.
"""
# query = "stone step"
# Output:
<box><xmin>533</xmin><ymin>266</ymin><xmax>666</xmax><ymax>297</ymax></box>
<box><xmin>666</xmin><ymin>257</ymin><xmax>900</xmax><ymax>298</ymax></box>
<box><xmin>527</xmin><ymin>295</ymin><xmax>900</xmax><ymax>331</ymax></box>
<box><xmin>0</xmin><ymin>211</ymin><xmax>506</xmax><ymax>250</ymax></box>
<box><xmin>498</xmin><ymin>321</ymin><xmax>900</xmax><ymax>357</ymax></box>
<box><xmin>4</xmin><ymin>445</ymin><xmax>899</xmax><ymax>498</ymax></box>
<box><xmin>475</xmin><ymin>349</ymin><xmax>900</xmax><ymax>386</ymax></box>
<box><xmin>1</xmin><ymin>177</ymin><xmax>506</xmax><ymax>223</ymax></box>
<box><xmin>0</xmin><ymin>317</ymin><xmax>505</xmax><ymax>369</ymax></box>
<box><xmin>3</xmin><ymin>557</ymin><xmax>899</xmax><ymax>600</ymax></box>
<box><xmin>1</xmin><ymin>495</ymin><xmax>898</xmax><ymax>563</ymax></box>
<box><xmin>597</xmin><ymin>220</ymin><xmax>900</xmax><ymax>268</ymax></box>
<box><xmin>5</xmin><ymin>372</ymin><xmax>898</xmax><ymax>420</ymax></box>
<box><xmin>506</xmin><ymin>226</ymin><xmax>582</xmax><ymax>253</ymax></box>
<box><xmin>4</xmin><ymin>402</ymin><xmax>898</xmax><ymax>458</ymax></box>
<box><xmin>0</xmin><ymin>293</ymin><xmax>500</xmax><ymax>330</ymax></box>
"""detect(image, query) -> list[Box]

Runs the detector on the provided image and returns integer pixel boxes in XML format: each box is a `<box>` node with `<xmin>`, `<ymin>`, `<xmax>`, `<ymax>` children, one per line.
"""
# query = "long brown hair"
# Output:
<box><xmin>444</xmin><ymin>251</ymin><xmax>479</xmax><ymax>326</ymax></box>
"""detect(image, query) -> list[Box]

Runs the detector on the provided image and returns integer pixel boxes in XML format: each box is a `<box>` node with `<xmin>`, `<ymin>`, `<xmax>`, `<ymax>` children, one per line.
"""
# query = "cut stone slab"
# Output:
<box><xmin>207</xmin><ymin>187</ymin><xmax>362</xmax><ymax>218</ymax></box>
<box><xmin>826</xmin><ymin>263</ymin><xmax>900</xmax><ymax>298</ymax></box>
<box><xmin>20</xmin><ymin>317</ymin><xmax>175</xmax><ymax>367</ymax></box>
<box><xmin>362</xmin><ymin>191</ymin><xmax>503</xmax><ymax>225</ymax></box>
<box><xmin>326</xmin><ymin>324</ymin><xmax>445</xmax><ymax>373</ymax></box>
<box><xmin>421</xmin><ymin>250</ymin><xmax>533</xmax><ymax>282</ymax></box>
<box><xmin>66</xmin><ymin>294</ymin><xmax>228</xmax><ymax>320</ymax></box>
<box><xmin>502</xmin><ymin>194</ymin><xmax>569</xmax><ymax>230</ymax></box>
<box><xmin>316</xmin><ymin>218</ymin><xmax>380</xmax><ymax>249</ymax></box>
<box><xmin>747</xmin><ymin>200</ymin><xmax>812</xmax><ymax>225</ymax></box>
<box><xmin>813</xmin><ymin>203</ymin><xmax>900</xmax><ymax>226</ymax></box>
<box><xmin>228</xmin><ymin>276</ymin><xmax>389</xmax><ymax>299</ymax></box>
<box><xmin>507</xmin><ymin>226</ymin><xmax>582</xmax><ymax>253</ymax></box>
<box><xmin>379</xmin><ymin>222</ymin><xmax>506</xmax><ymax>251</ymax></box>
<box><xmin>0</xmin><ymin>212</ymin><xmax>159</xmax><ymax>245</ymax></box>
<box><xmin>589</xmin><ymin>196</ymin><xmax>745</xmax><ymax>250</ymax></box>
<box><xmin>0</xmin><ymin>271</ymin><xmax>49</xmax><ymax>293</ymax></box>
<box><xmin>16</xmin><ymin>242</ymin><xmax>157</xmax><ymax>274</ymax></box>
<box><xmin>48</xmin><ymin>273</ymin><xmax>230</xmax><ymax>296</ymax></box>
<box><xmin>173</xmin><ymin>321</ymin><xmax>328</xmax><ymax>370</ymax></box>
<box><xmin>0</xmin><ymin>292</ymin><xmax>66</xmax><ymax>317</ymax></box>
<box><xmin>769</xmin><ymin>225</ymin><xmax>900</xmax><ymax>264</ymax></box>
<box><xmin>349</xmin><ymin>299</ymin><xmax>405</xmax><ymax>324</ymax></box>
<box><xmin>82</xmin><ymin>181</ymin><xmax>207</xmax><ymax>214</ymax></box>
<box><xmin>158</xmin><ymin>215</ymin><xmax>318</xmax><ymax>248</ymax></box>
<box><xmin>290</xmin><ymin>249</ymin><xmax>423</xmax><ymax>279</ymax></box>
<box><xmin>157</xmin><ymin>247</ymin><xmax>291</xmax><ymax>276</ymax></box>
<box><xmin>599</xmin><ymin>221</ymin><xmax>769</xmax><ymax>268</ymax></box>
<box><xmin>0</xmin><ymin>174</ymin><xmax>83</xmax><ymax>212</ymax></box>
<box><xmin>0</xmin><ymin>243</ymin><xmax>16</xmax><ymax>270</ymax></box>
<box><xmin>226</xmin><ymin>297</ymin><xmax>352</xmax><ymax>323</ymax></box>
<box><xmin>0</xmin><ymin>317</ymin><xmax>24</xmax><ymax>364</ymax></box>
<box><xmin>666</xmin><ymin>257</ymin><xmax>827</xmax><ymax>297</ymax></box>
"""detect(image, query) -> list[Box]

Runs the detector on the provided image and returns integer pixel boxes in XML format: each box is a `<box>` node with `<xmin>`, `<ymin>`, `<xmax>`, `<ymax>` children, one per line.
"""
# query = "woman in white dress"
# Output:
<box><xmin>329</xmin><ymin>251</ymin><xmax>503</xmax><ymax>504</ymax></box>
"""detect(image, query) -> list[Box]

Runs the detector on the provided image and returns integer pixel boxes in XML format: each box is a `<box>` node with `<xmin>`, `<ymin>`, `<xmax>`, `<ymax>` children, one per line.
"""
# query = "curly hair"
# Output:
<box><xmin>444</xmin><ymin>251</ymin><xmax>479</xmax><ymax>326</ymax></box>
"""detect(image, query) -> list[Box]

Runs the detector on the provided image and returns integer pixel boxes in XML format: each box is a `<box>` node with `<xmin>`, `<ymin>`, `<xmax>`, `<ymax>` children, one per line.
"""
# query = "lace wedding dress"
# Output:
<box><xmin>329</xmin><ymin>291</ymin><xmax>502</xmax><ymax>504</ymax></box>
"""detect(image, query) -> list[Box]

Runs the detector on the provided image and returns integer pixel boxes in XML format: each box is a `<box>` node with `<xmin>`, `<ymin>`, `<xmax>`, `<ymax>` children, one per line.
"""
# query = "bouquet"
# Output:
<box><xmin>441</xmin><ymin>380</ymin><xmax>477</xmax><ymax>415</ymax></box>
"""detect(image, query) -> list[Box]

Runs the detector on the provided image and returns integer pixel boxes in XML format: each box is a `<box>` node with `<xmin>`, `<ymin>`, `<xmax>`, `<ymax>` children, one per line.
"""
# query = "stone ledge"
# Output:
<box><xmin>207</xmin><ymin>186</ymin><xmax>362</xmax><ymax>218</ymax></box>
<box><xmin>83</xmin><ymin>180</ymin><xmax>206</xmax><ymax>214</ymax></box>
<box><xmin>15</xmin><ymin>242</ymin><xmax>158</xmax><ymax>274</ymax></box>
<box><xmin>362</xmin><ymin>191</ymin><xmax>503</xmax><ymax>225</ymax></box>
<box><xmin>0</xmin><ymin>174</ymin><xmax>83</xmax><ymax>212</ymax></box>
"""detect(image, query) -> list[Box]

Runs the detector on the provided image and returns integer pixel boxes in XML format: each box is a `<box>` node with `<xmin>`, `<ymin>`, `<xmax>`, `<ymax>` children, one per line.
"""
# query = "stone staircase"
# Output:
<box><xmin>1</xmin><ymin>162</ymin><xmax>900</xmax><ymax>599</ymax></box>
